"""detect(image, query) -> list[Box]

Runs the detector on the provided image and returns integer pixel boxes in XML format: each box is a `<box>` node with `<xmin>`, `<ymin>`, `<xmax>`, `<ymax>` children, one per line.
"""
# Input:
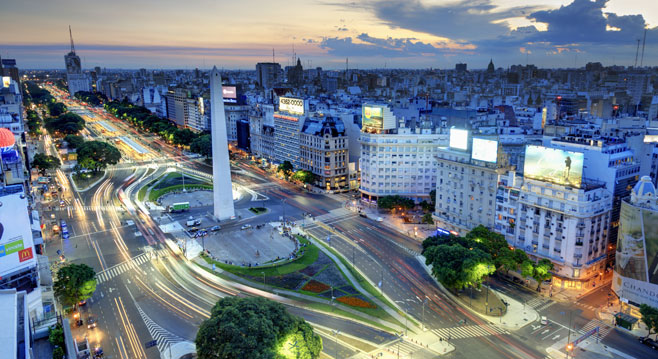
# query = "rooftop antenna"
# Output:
<box><xmin>634</xmin><ymin>38</ymin><xmax>640</xmax><ymax>67</ymax></box>
<box><xmin>272</xmin><ymin>48</ymin><xmax>275</xmax><ymax>63</ymax></box>
<box><xmin>69</xmin><ymin>25</ymin><xmax>76</xmax><ymax>54</ymax></box>
<box><xmin>640</xmin><ymin>29</ymin><xmax>647</xmax><ymax>67</ymax></box>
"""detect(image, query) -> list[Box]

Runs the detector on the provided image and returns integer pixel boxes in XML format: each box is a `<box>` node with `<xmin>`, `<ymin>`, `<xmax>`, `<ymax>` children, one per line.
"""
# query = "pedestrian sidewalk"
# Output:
<box><xmin>417</xmin><ymin>256</ymin><xmax>538</xmax><ymax>331</ymax></box>
<box><xmin>597</xmin><ymin>304</ymin><xmax>650</xmax><ymax>338</ymax></box>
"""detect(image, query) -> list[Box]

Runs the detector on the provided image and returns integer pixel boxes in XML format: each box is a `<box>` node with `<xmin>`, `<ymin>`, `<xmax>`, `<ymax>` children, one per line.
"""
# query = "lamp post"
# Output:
<box><xmin>416</xmin><ymin>295</ymin><xmax>428</xmax><ymax>331</ymax></box>
<box><xmin>332</xmin><ymin>329</ymin><xmax>340</xmax><ymax>359</ymax></box>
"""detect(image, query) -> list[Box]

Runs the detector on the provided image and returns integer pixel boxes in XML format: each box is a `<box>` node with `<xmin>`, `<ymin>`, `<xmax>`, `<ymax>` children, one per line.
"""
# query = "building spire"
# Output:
<box><xmin>69</xmin><ymin>25</ymin><xmax>76</xmax><ymax>54</ymax></box>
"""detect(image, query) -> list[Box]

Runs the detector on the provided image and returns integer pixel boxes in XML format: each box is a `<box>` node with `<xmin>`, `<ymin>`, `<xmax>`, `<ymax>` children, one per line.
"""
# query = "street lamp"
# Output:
<box><xmin>416</xmin><ymin>295</ymin><xmax>428</xmax><ymax>331</ymax></box>
<box><xmin>332</xmin><ymin>329</ymin><xmax>340</xmax><ymax>359</ymax></box>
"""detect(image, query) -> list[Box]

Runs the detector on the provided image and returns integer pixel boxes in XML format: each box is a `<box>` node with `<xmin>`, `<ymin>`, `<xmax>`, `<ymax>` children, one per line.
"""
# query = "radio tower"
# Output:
<box><xmin>640</xmin><ymin>29</ymin><xmax>647</xmax><ymax>67</ymax></box>
<box><xmin>634</xmin><ymin>39</ymin><xmax>640</xmax><ymax>67</ymax></box>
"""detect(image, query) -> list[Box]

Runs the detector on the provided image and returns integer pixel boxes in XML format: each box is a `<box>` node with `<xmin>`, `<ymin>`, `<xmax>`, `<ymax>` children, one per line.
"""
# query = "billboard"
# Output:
<box><xmin>449</xmin><ymin>128</ymin><xmax>469</xmax><ymax>150</ymax></box>
<box><xmin>362</xmin><ymin>105</ymin><xmax>384</xmax><ymax>129</ymax></box>
<box><xmin>279</xmin><ymin>97</ymin><xmax>304</xmax><ymax>115</ymax></box>
<box><xmin>612</xmin><ymin>201</ymin><xmax>658</xmax><ymax>308</ymax></box>
<box><xmin>222</xmin><ymin>86</ymin><xmax>237</xmax><ymax>103</ymax></box>
<box><xmin>471</xmin><ymin>138</ymin><xmax>498</xmax><ymax>163</ymax></box>
<box><xmin>523</xmin><ymin>145</ymin><xmax>584</xmax><ymax>188</ymax></box>
<box><xmin>0</xmin><ymin>192</ymin><xmax>37</xmax><ymax>275</ymax></box>
<box><xmin>1</xmin><ymin>77</ymin><xmax>10</xmax><ymax>88</ymax></box>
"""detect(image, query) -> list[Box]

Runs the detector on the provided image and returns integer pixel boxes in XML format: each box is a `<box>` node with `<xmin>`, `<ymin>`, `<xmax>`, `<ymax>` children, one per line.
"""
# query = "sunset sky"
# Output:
<box><xmin>1</xmin><ymin>0</ymin><xmax>657</xmax><ymax>69</ymax></box>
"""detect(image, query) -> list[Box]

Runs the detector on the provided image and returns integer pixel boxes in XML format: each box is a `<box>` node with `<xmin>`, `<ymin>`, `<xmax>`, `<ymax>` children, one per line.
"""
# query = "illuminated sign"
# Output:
<box><xmin>541</xmin><ymin>107</ymin><xmax>547</xmax><ymax>129</ymax></box>
<box><xmin>362</xmin><ymin>105</ymin><xmax>384</xmax><ymax>129</ymax></box>
<box><xmin>436</xmin><ymin>228</ymin><xmax>450</xmax><ymax>236</ymax></box>
<box><xmin>274</xmin><ymin>114</ymin><xmax>299</xmax><ymax>122</ymax></box>
<box><xmin>644</xmin><ymin>135</ymin><xmax>658</xmax><ymax>143</ymax></box>
<box><xmin>223</xmin><ymin>86</ymin><xmax>237</xmax><ymax>103</ymax></box>
<box><xmin>449</xmin><ymin>128</ymin><xmax>469</xmax><ymax>150</ymax></box>
<box><xmin>471</xmin><ymin>138</ymin><xmax>498</xmax><ymax>163</ymax></box>
<box><xmin>279</xmin><ymin>97</ymin><xmax>304</xmax><ymax>115</ymax></box>
<box><xmin>1</xmin><ymin>77</ymin><xmax>10</xmax><ymax>88</ymax></box>
<box><xmin>0</xmin><ymin>192</ymin><xmax>36</xmax><ymax>273</ymax></box>
<box><xmin>523</xmin><ymin>145</ymin><xmax>584</xmax><ymax>188</ymax></box>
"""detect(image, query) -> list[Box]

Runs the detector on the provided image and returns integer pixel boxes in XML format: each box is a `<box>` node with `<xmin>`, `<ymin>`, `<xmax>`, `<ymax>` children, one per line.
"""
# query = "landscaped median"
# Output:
<box><xmin>198</xmin><ymin>235</ymin><xmax>403</xmax><ymax>329</ymax></box>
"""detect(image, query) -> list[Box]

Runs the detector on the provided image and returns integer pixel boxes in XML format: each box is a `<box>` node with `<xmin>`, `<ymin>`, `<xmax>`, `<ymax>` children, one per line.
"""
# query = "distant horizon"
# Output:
<box><xmin>3</xmin><ymin>0</ymin><xmax>657</xmax><ymax>69</ymax></box>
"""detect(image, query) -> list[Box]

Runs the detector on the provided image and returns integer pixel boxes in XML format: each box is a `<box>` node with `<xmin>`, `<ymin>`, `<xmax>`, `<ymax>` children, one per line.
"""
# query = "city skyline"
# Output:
<box><xmin>2</xmin><ymin>0</ymin><xmax>658</xmax><ymax>69</ymax></box>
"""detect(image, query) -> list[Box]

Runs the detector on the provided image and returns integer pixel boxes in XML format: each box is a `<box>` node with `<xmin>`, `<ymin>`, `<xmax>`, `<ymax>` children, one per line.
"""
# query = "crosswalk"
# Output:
<box><xmin>96</xmin><ymin>252</ymin><xmax>151</xmax><ymax>284</ymax></box>
<box><xmin>525</xmin><ymin>297</ymin><xmax>556</xmax><ymax>312</ymax></box>
<box><xmin>580</xmin><ymin>319</ymin><xmax>614</xmax><ymax>338</ymax></box>
<box><xmin>134</xmin><ymin>297</ymin><xmax>184</xmax><ymax>352</ymax></box>
<box><xmin>383</xmin><ymin>340</ymin><xmax>427</xmax><ymax>358</ymax></box>
<box><xmin>52</xmin><ymin>205</ymin><xmax>122</xmax><ymax>212</ymax></box>
<box><xmin>432</xmin><ymin>324</ymin><xmax>509</xmax><ymax>340</ymax></box>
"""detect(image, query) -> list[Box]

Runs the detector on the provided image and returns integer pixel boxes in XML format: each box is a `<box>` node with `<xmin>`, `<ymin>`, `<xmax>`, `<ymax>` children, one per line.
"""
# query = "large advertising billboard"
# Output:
<box><xmin>0</xmin><ymin>192</ymin><xmax>37</xmax><ymax>275</ymax></box>
<box><xmin>523</xmin><ymin>145</ymin><xmax>584</xmax><ymax>188</ymax></box>
<box><xmin>612</xmin><ymin>201</ymin><xmax>658</xmax><ymax>308</ymax></box>
<box><xmin>449</xmin><ymin>128</ymin><xmax>469</xmax><ymax>150</ymax></box>
<box><xmin>362</xmin><ymin>105</ymin><xmax>384</xmax><ymax>129</ymax></box>
<box><xmin>222</xmin><ymin>86</ymin><xmax>237</xmax><ymax>103</ymax></box>
<box><xmin>471</xmin><ymin>138</ymin><xmax>498</xmax><ymax>163</ymax></box>
<box><xmin>279</xmin><ymin>97</ymin><xmax>304</xmax><ymax>115</ymax></box>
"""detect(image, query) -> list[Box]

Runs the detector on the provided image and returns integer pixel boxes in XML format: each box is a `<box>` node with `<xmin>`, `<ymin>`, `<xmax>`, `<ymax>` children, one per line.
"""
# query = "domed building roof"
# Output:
<box><xmin>630</xmin><ymin>175</ymin><xmax>657</xmax><ymax>209</ymax></box>
<box><xmin>0</xmin><ymin>128</ymin><xmax>15</xmax><ymax>149</ymax></box>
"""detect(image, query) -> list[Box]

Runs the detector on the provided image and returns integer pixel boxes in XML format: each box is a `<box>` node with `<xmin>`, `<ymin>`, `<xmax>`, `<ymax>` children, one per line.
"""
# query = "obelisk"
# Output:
<box><xmin>210</xmin><ymin>66</ymin><xmax>235</xmax><ymax>220</ymax></box>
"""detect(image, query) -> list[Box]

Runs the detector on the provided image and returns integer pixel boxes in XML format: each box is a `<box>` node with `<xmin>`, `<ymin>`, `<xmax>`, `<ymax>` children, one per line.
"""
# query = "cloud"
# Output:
<box><xmin>319</xmin><ymin>33</ymin><xmax>471</xmax><ymax>58</ymax></box>
<box><xmin>368</xmin><ymin>0</ymin><xmax>541</xmax><ymax>41</ymax></box>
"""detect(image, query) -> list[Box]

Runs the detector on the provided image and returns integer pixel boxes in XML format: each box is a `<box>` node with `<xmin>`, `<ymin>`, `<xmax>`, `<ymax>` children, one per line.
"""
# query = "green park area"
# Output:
<box><xmin>146</xmin><ymin>171</ymin><xmax>212</xmax><ymax>202</ymax></box>
<box><xmin>200</xmin><ymin>236</ymin><xmax>401</xmax><ymax>327</ymax></box>
<box><xmin>71</xmin><ymin>170</ymin><xmax>105</xmax><ymax>190</ymax></box>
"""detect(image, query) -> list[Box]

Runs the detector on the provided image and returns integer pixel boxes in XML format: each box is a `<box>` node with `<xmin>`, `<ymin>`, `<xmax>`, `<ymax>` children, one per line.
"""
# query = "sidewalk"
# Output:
<box><xmin>597</xmin><ymin>304</ymin><xmax>650</xmax><ymax>338</ymax></box>
<box><xmin>353</xmin><ymin>203</ymin><xmax>435</xmax><ymax>240</ymax></box>
<box><xmin>417</xmin><ymin>256</ymin><xmax>538</xmax><ymax>331</ymax></box>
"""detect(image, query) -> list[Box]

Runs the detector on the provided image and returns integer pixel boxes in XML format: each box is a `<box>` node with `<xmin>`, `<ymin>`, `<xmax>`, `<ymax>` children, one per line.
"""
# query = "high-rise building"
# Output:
<box><xmin>613</xmin><ymin>176</ymin><xmax>658</xmax><ymax>314</ymax></box>
<box><xmin>455</xmin><ymin>63</ymin><xmax>467</xmax><ymax>72</ymax></box>
<box><xmin>273</xmin><ymin>97</ymin><xmax>306</xmax><ymax>168</ymax></box>
<box><xmin>1</xmin><ymin>58</ymin><xmax>20</xmax><ymax>84</ymax></box>
<box><xmin>64</xmin><ymin>26</ymin><xmax>90</xmax><ymax>96</ymax></box>
<box><xmin>256</xmin><ymin>62</ymin><xmax>281</xmax><ymax>89</ymax></box>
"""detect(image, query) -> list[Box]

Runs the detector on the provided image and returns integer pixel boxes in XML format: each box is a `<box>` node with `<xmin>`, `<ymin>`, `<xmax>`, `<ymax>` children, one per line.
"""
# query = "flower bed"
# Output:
<box><xmin>302</xmin><ymin>280</ymin><xmax>331</xmax><ymax>293</ymax></box>
<box><xmin>336</xmin><ymin>296</ymin><xmax>377</xmax><ymax>309</ymax></box>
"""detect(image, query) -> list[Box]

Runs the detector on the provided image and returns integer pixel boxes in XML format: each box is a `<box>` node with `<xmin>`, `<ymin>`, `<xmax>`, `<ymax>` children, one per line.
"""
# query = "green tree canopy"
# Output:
<box><xmin>424</xmin><ymin>244</ymin><xmax>495</xmax><ymax>290</ymax></box>
<box><xmin>23</xmin><ymin>82</ymin><xmax>54</xmax><ymax>104</ymax></box>
<box><xmin>47</xmin><ymin>102</ymin><xmax>68</xmax><ymax>117</ymax></box>
<box><xmin>196</xmin><ymin>297</ymin><xmax>322</xmax><ymax>359</ymax></box>
<box><xmin>278</xmin><ymin>161</ymin><xmax>294</xmax><ymax>178</ymax></box>
<box><xmin>32</xmin><ymin>153</ymin><xmax>61</xmax><ymax>174</ymax></box>
<box><xmin>26</xmin><ymin>109</ymin><xmax>42</xmax><ymax>136</ymax></box>
<box><xmin>639</xmin><ymin>304</ymin><xmax>658</xmax><ymax>339</ymax></box>
<box><xmin>74</xmin><ymin>91</ymin><xmax>107</xmax><ymax>106</ymax></box>
<box><xmin>377</xmin><ymin>195</ymin><xmax>415</xmax><ymax>211</ymax></box>
<box><xmin>190</xmin><ymin>134</ymin><xmax>212</xmax><ymax>158</ymax></box>
<box><xmin>173</xmin><ymin>128</ymin><xmax>199</xmax><ymax>146</ymax></box>
<box><xmin>64</xmin><ymin>134</ymin><xmax>85</xmax><ymax>149</ymax></box>
<box><xmin>291</xmin><ymin>170</ymin><xmax>317</xmax><ymax>185</ymax></box>
<box><xmin>77</xmin><ymin>140</ymin><xmax>122</xmax><ymax>172</ymax></box>
<box><xmin>44</xmin><ymin>112</ymin><xmax>85</xmax><ymax>135</ymax></box>
<box><xmin>422</xmin><ymin>212</ymin><xmax>434</xmax><ymax>225</ymax></box>
<box><xmin>53</xmin><ymin>263</ymin><xmax>96</xmax><ymax>308</ymax></box>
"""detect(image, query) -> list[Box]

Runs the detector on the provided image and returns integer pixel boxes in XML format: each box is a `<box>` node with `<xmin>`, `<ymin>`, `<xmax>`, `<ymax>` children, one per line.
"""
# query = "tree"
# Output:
<box><xmin>429</xmin><ymin>189</ymin><xmax>436</xmax><ymax>205</ymax></box>
<box><xmin>424</xmin><ymin>244</ymin><xmax>494</xmax><ymax>290</ymax></box>
<box><xmin>64</xmin><ymin>134</ymin><xmax>85</xmax><ymax>149</ymax></box>
<box><xmin>196</xmin><ymin>296</ymin><xmax>322</xmax><ymax>359</ymax></box>
<box><xmin>77</xmin><ymin>141</ymin><xmax>122</xmax><ymax>172</ymax></box>
<box><xmin>377</xmin><ymin>195</ymin><xmax>415</xmax><ymax>211</ymax></box>
<box><xmin>32</xmin><ymin>153</ymin><xmax>61</xmax><ymax>174</ymax></box>
<box><xmin>52</xmin><ymin>347</ymin><xmax>65</xmax><ymax>359</ymax></box>
<box><xmin>190</xmin><ymin>134</ymin><xmax>212</xmax><ymax>158</ymax></box>
<box><xmin>44</xmin><ymin>112</ymin><xmax>85</xmax><ymax>135</ymax></box>
<box><xmin>278</xmin><ymin>161</ymin><xmax>293</xmax><ymax>178</ymax></box>
<box><xmin>47</xmin><ymin>102</ymin><xmax>68</xmax><ymax>117</ymax></box>
<box><xmin>173</xmin><ymin>128</ymin><xmax>198</xmax><ymax>146</ymax></box>
<box><xmin>639</xmin><ymin>304</ymin><xmax>658</xmax><ymax>339</ymax></box>
<box><xmin>291</xmin><ymin>170</ymin><xmax>317</xmax><ymax>185</ymax></box>
<box><xmin>526</xmin><ymin>259</ymin><xmax>554</xmax><ymax>291</ymax></box>
<box><xmin>53</xmin><ymin>263</ymin><xmax>96</xmax><ymax>308</ymax></box>
<box><xmin>422</xmin><ymin>212</ymin><xmax>434</xmax><ymax>226</ymax></box>
<box><xmin>26</xmin><ymin>109</ymin><xmax>42</xmax><ymax>136</ymax></box>
<box><xmin>48</xmin><ymin>324</ymin><xmax>64</xmax><ymax>347</ymax></box>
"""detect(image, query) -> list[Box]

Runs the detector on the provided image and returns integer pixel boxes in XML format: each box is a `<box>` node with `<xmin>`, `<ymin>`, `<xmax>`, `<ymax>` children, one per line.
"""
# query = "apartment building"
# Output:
<box><xmin>299</xmin><ymin>115</ymin><xmax>349</xmax><ymax>190</ymax></box>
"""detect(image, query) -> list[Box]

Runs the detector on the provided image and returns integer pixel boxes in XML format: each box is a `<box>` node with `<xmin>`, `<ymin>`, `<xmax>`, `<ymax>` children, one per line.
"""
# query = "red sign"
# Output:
<box><xmin>18</xmin><ymin>247</ymin><xmax>33</xmax><ymax>262</ymax></box>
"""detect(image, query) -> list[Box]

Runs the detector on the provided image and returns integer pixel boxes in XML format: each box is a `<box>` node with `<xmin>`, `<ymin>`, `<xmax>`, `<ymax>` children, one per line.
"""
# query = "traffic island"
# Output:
<box><xmin>69</xmin><ymin>170</ymin><xmax>105</xmax><ymax>192</ymax></box>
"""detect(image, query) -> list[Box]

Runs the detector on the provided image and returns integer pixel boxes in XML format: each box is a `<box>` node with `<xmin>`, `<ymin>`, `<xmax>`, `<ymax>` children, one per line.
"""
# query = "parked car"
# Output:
<box><xmin>188</xmin><ymin>227</ymin><xmax>199</xmax><ymax>233</ymax></box>
<box><xmin>639</xmin><ymin>337</ymin><xmax>658</xmax><ymax>350</ymax></box>
<box><xmin>241</xmin><ymin>224</ymin><xmax>252</xmax><ymax>230</ymax></box>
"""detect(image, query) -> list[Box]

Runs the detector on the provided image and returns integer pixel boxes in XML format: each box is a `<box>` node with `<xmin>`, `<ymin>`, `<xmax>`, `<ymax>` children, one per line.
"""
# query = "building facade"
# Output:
<box><xmin>299</xmin><ymin>116</ymin><xmax>349</xmax><ymax>190</ymax></box>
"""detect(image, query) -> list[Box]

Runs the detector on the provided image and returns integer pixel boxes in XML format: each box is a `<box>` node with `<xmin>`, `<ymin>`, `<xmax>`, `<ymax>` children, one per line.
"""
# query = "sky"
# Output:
<box><xmin>1</xmin><ymin>0</ymin><xmax>657</xmax><ymax>69</ymax></box>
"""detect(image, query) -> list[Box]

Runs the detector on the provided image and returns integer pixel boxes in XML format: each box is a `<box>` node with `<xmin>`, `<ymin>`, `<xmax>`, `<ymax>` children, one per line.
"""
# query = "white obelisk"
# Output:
<box><xmin>210</xmin><ymin>66</ymin><xmax>235</xmax><ymax>220</ymax></box>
